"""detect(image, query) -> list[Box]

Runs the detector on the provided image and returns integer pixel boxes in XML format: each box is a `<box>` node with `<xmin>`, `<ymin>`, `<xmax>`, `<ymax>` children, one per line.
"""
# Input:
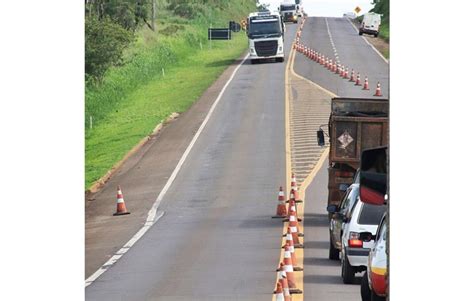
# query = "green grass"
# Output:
<box><xmin>85</xmin><ymin>30</ymin><xmax>249</xmax><ymax>188</ymax></box>
<box><xmin>85</xmin><ymin>1</ymin><xmax>256</xmax><ymax>189</ymax></box>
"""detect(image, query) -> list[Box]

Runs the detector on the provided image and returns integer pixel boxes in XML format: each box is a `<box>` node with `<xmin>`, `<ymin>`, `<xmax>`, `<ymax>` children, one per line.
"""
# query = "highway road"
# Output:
<box><xmin>294</xmin><ymin>17</ymin><xmax>389</xmax><ymax>98</ymax></box>
<box><xmin>86</xmin><ymin>22</ymin><xmax>300</xmax><ymax>301</ymax></box>
<box><xmin>86</xmin><ymin>16</ymin><xmax>389</xmax><ymax>301</ymax></box>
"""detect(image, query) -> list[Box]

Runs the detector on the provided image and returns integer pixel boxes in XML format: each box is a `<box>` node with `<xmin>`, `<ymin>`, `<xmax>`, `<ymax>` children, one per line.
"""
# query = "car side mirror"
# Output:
<box><xmin>359</xmin><ymin>231</ymin><xmax>374</xmax><ymax>242</ymax></box>
<box><xmin>326</xmin><ymin>204</ymin><xmax>338</xmax><ymax>213</ymax></box>
<box><xmin>339</xmin><ymin>183</ymin><xmax>349</xmax><ymax>192</ymax></box>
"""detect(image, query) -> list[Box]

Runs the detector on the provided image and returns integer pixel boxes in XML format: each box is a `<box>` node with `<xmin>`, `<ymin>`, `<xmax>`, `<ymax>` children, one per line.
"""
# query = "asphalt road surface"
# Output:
<box><xmin>303</xmin><ymin>158</ymin><xmax>361</xmax><ymax>301</ymax></box>
<box><xmin>86</xmin><ymin>24</ymin><xmax>300</xmax><ymax>301</ymax></box>
<box><xmin>294</xmin><ymin>17</ymin><xmax>389</xmax><ymax>98</ymax></box>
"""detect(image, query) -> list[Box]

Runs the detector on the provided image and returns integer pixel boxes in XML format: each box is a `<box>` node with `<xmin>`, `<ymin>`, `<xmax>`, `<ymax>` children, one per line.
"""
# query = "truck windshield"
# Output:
<box><xmin>280</xmin><ymin>5</ymin><xmax>296</xmax><ymax>11</ymax></box>
<box><xmin>249</xmin><ymin>20</ymin><xmax>282</xmax><ymax>38</ymax></box>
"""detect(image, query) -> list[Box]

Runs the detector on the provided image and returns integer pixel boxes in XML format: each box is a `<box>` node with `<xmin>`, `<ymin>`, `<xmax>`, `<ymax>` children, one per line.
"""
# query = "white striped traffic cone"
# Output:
<box><xmin>374</xmin><ymin>82</ymin><xmax>383</xmax><ymax>96</ymax></box>
<box><xmin>113</xmin><ymin>186</ymin><xmax>130</xmax><ymax>216</ymax></box>
<box><xmin>272</xmin><ymin>186</ymin><xmax>287</xmax><ymax>218</ymax></box>
<box><xmin>363</xmin><ymin>76</ymin><xmax>369</xmax><ymax>90</ymax></box>
<box><xmin>283</xmin><ymin>245</ymin><xmax>303</xmax><ymax>294</ymax></box>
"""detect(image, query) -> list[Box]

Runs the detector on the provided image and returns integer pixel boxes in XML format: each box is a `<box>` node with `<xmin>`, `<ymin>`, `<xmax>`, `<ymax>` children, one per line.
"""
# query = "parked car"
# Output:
<box><xmin>359</xmin><ymin>12</ymin><xmax>381</xmax><ymax>37</ymax></box>
<box><xmin>361</xmin><ymin>212</ymin><xmax>387</xmax><ymax>301</ymax></box>
<box><xmin>340</xmin><ymin>198</ymin><xmax>386</xmax><ymax>284</ymax></box>
<box><xmin>327</xmin><ymin>183</ymin><xmax>359</xmax><ymax>260</ymax></box>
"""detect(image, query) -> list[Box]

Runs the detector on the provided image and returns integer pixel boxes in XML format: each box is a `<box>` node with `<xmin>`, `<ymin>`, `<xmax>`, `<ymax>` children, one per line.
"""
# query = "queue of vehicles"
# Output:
<box><xmin>320</xmin><ymin>98</ymin><xmax>389</xmax><ymax>300</ymax></box>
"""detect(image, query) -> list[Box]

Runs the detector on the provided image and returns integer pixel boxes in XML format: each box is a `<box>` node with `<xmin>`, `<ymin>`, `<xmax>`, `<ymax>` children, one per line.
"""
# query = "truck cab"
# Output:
<box><xmin>247</xmin><ymin>11</ymin><xmax>285</xmax><ymax>64</ymax></box>
<box><xmin>279</xmin><ymin>3</ymin><xmax>298</xmax><ymax>23</ymax></box>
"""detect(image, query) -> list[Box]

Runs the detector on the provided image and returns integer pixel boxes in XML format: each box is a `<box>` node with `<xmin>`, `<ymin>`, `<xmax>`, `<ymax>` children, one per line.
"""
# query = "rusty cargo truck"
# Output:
<box><xmin>318</xmin><ymin>97</ymin><xmax>389</xmax><ymax>208</ymax></box>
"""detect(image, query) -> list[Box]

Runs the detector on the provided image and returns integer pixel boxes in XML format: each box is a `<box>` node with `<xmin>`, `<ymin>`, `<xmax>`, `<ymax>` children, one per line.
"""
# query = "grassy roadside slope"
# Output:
<box><xmin>85</xmin><ymin>1</ymin><xmax>255</xmax><ymax>189</ymax></box>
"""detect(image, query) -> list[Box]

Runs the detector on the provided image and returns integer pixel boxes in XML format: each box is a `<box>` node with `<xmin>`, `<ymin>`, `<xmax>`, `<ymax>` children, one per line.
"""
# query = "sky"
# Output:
<box><xmin>263</xmin><ymin>0</ymin><xmax>375</xmax><ymax>17</ymax></box>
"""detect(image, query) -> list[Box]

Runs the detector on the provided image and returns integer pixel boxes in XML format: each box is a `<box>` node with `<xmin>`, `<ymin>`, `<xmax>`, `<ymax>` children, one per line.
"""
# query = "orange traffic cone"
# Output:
<box><xmin>328</xmin><ymin>59</ymin><xmax>332</xmax><ymax>70</ymax></box>
<box><xmin>363</xmin><ymin>76</ymin><xmax>369</xmax><ymax>90</ymax></box>
<box><xmin>274</xmin><ymin>282</ymin><xmax>285</xmax><ymax>301</ymax></box>
<box><xmin>289</xmin><ymin>210</ymin><xmax>304</xmax><ymax>247</ymax></box>
<box><xmin>283</xmin><ymin>245</ymin><xmax>303</xmax><ymax>294</ymax></box>
<box><xmin>113</xmin><ymin>186</ymin><xmax>130</xmax><ymax>216</ymax></box>
<box><xmin>339</xmin><ymin>65</ymin><xmax>345</xmax><ymax>76</ymax></box>
<box><xmin>374</xmin><ymin>82</ymin><xmax>383</xmax><ymax>96</ymax></box>
<box><xmin>290</xmin><ymin>173</ymin><xmax>302</xmax><ymax>203</ymax></box>
<box><xmin>343</xmin><ymin>67</ymin><xmax>349</xmax><ymax>79</ymax></box>
<box><xmin>272</xmin><ymin>186</ymin><xmax>287</xmax><ymax>218</ymax></box>
<box><xmin>333</xmin><ymin>62</ymin><xmax>338</xmax><ymax>73</ymax></box>
<box><xmin>282</xmin><ymin>230</ymin><xmax>303</xmax><ymax>271</ymax></box>
<box><xmin>355</xmin><ymin>73</ymin><xmax>361</xmax><ymax>86</ymax></box>
<box><xmin>280</xmin><ymin>270</ymin><xmax>292</xmax><ymax>300</ymax></box>
<box><xmin>274</xmin><ymin>266</ymin><xmax>292</xmax><ymax>300</ymax></box>
<box><xmin>349</xmin><ymin>69</ymin><xmax>355</xmax><ymax>82</ymax></box>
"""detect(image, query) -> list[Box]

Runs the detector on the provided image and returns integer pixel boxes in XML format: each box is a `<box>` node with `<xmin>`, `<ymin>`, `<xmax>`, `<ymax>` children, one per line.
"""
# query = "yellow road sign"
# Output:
<box><xmin>355</xmin><ymin>6</ymin><xmax>361</xmax><ymax>13</ymax></box>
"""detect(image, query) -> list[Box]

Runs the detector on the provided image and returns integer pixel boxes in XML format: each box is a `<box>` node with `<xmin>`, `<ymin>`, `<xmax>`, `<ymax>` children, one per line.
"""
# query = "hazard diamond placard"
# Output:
<box><xmin>354</xmin><ymin>6</ymin><xmax>361</xmax><ymax>14</ymax></box>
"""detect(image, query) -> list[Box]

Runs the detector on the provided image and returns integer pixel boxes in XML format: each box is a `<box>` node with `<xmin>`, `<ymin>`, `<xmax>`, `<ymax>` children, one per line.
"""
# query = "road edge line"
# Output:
<box><xmin>85</xmin><ymin>53</ymin><xmax>250</xmax><ymax>288</ymax></box>
<box><xmin>346</xmin><ymin>18</ymin><xmax>389</xmax><ymax>64</ymax></box>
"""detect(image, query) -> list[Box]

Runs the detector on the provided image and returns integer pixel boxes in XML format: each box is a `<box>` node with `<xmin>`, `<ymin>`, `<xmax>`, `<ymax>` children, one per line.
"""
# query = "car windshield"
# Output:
<box><xmin>358</xmin><ymin>203</ymin><xmax>386</xmax><ymax>225</ymax></box>
<box><xmin>249</xmin><ymin>20</ymin><xmax>281</xmax><ymax>38</ymax></box>
<box><xmin>280</xmin><ymin>5</ymin><xmax>295</xmax><ymax>11</ymax></box>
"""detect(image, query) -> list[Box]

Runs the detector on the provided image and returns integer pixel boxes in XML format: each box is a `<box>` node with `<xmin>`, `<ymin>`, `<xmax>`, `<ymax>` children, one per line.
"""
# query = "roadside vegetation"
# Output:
<box><xmin>371</xmin><ymin>0</ymin><xmax>389</xmax><ymax>42</ymax></box>
<box><xmin>85</xmin><ymin>0</ymin><xmax>256</xmax><ymax>189</ymax></box>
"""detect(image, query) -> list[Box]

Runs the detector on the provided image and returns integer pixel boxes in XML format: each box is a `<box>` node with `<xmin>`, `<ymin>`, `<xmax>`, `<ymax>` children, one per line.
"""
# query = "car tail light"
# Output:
<box><xmin>348</xmin><ymin>232</ymin><xmax>363</xmax><ymax>248</ymax></box>
<box><xmin>335</xmin><ymin>171</ymin><xmax>353</xmax><ymax>177</ymax></box>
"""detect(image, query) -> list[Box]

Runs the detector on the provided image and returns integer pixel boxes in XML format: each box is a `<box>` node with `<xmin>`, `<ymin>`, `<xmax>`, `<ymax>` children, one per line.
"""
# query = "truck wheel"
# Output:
<box><xmin>342</xmin><ymin>253</ymin><xmax>355</xmax><ymax>284</ymax></box>
<box><xmin>361</xmin><ymin>272</ymin><xmax>371</xmax><ymax>301</ymax></box>
<box><xmin>329</xmin><ymin>236</ymin><xmax>339</xmax><ymax>260</ymax></box>
<box><xmin>374</xmin><ymin>33</ymin><xmax>379</xmax><ymax>38</ymax></box>
<box><xmin>276</xmin><ymin>57</ymin><xmax>284</xmax><ymax>63</ymax></box>
<box><xmin>250</xmin><ymin>59</ymin><xmax>257</xmax><ymax>64</ymax></box>
<box><xmin>359</xmin><ymin>30</ymin><xmax>363</xmax><ymax>36</ymax></box>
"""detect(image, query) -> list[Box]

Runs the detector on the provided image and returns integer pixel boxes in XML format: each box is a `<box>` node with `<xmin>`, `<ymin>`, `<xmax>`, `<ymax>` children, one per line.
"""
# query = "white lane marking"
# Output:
<box><xmin>325</xmin><ymin>18</ymin><xmax>340</xmax><ymax>64</ymax></box>
<box><xmin>85</xmin><ymin>53</ymin><xmax>250</xmax><ymax>288</ymax></box>
<box><xmin>346</xmin><ymin>18</ymin><xmax>388</xmax><ymax>64</ymax></box>
<box><xmin>85</xmin><ymin>211</ymin><xmax>164</xmax><ymax>287</ymax></box>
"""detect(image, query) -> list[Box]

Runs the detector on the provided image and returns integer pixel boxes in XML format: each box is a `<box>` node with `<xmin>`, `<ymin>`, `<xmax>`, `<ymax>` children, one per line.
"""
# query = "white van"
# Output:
<box><xmin>359</xmin><ymin>12</ymin><xmax>381</xmax><ymax>37</ymax></box>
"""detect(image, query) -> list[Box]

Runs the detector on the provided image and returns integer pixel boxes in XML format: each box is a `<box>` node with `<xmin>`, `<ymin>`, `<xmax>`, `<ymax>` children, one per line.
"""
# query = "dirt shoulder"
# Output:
<box><xmin>85</xmin><ymin>52</ymin><xmax>248</xmax><ymax>279</ymax></box>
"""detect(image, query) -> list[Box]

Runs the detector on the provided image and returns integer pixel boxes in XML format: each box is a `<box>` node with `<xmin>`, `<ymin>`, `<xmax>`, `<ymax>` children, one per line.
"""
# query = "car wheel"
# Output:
<box><xmin>329</xmin><ymin>236</ymin><xmax>339</xmax><ymax>260</ymax></box>
<box><xmin>342</xmin><ymin>252</ymin><xmax>355</xmax><ymax>284</ymax></box>
<box><xmin>371</xmin><ymin>290</ymin><xmax>386</xmax><ymax>301</ymax></box>
<box><xmin>361</xmin><ymin>271</ymin><xmax>371</xmax><ymax>301</ymax></box>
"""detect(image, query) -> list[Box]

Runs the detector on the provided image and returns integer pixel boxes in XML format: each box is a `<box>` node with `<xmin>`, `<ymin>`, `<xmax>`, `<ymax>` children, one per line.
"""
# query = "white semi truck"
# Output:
<box><xmin>247</xmin><ymin>11</ymin><xmax>285</xmax><ymax>64</ymax></box>
<box><xmin>279</xmin><ymin>2</ymin><xmax>298</xmax><ymax>23</ymax></box>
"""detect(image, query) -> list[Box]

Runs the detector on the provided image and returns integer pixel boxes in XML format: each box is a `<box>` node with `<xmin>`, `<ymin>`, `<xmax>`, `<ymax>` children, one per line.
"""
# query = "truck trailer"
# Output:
<box><xmin>321</xmin><ymin>97</ymin><xmax>389</xmax><ymax>209</ymax></box>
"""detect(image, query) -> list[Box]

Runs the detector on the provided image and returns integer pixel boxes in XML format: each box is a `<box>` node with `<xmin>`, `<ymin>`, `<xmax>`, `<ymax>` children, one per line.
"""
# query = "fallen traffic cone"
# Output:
<box><xmin>374</xmin><ymin>82</ymin><xmax>383</xmax><ymax>96</ymax></box>
<box><xmin>349</xmin><ymin>69</ymin><xmax>355</xmax><ymax>82</ymax></box>
<box><xmin>355</xmin><ymin>73</ymin><xmax>361</xmax><ymax>86</ymax></box>
<box><xmin>283</xmin><ymin>245</ymin><xmax>303</xmax><ymax>294</ymax></box>
<box><xmin>272</xmin><ymin>186</ymin><xmax>287</xmax><ymax>218</ymax></box>
<box><xmin>363</xmin><ymin>76</ymin><xmax>369</xmax><ymax>90</ymax></box>
<box><xmin>113</xmin><ymin>186</ymin><xmax>130</xmax><ymax>216</ymax></box>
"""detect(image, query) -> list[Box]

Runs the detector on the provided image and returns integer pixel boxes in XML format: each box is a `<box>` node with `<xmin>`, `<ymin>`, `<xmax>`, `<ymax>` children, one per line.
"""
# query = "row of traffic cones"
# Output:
<box><xmin>273</xmin><ymin>173</ymin><xmax>304</xmax><ymax>298</ymax></box>
<box><xmin>293</xmin><ymin>42</ymin><xmax>383</xmax><ymax>97</ymax></box>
